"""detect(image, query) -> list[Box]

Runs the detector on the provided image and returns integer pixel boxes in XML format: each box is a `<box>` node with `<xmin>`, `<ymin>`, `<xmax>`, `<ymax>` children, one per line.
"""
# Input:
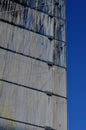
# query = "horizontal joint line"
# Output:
<box><xmin>0</xmin><ymin>79</ymin><xmax>67</xmax><ymax>99</ymax></box>
<box><xmin>9</xmin><ymin>0</ymin><xmax>66</xmax><ymax>21</ymax></box>
<box><xmin>0</xmin><ymin>18</ymin><xmax>66</xmax><ymax>43</ymax></box>
<box><xmin>0</xmin><ymin>46</ymin><xmax>67</xmax><ymax>70</ymax></box>
<box><xmin>0</xmin><ymin>116</ymin><xmax>44</xmax><ymax>129</ymax></box>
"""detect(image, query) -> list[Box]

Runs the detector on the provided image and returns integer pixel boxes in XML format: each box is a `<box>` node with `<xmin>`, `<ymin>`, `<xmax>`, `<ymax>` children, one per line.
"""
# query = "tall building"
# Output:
<box><xmin>0</xmin><ymin>0</ymin><xmax>67</xmax><ymax>130</ymax></box>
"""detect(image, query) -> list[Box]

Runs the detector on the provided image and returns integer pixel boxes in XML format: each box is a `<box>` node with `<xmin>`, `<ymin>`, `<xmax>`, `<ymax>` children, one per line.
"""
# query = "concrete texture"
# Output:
<box><xmin>0</xmin><ymin>0</ymin><xmax>67</xmax><ymax>130</ymax></box>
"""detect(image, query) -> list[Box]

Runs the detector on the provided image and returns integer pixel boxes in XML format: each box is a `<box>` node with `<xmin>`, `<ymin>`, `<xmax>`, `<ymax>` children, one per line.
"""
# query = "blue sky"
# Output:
<box><xmin>67</xmin><ymin>0</ymin><xmax>86</xmax><ymax>129</ymax></box>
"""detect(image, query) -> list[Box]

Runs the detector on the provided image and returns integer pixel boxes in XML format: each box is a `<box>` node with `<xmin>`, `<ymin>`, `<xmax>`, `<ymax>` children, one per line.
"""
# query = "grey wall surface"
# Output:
<box><xmin>0</xmin><ymin>21</ymin><xmax>66</xmax><ymax>67</ymax></box>
<box><xmin>0</xmin><ymin>81</ymin><xmax>67</xmax><ymax>130</ymax></box>
<box><xmin>0</xmin><ymin>0</ymin><xmax>67</xmax><ymax>130</ymax></box>
<box><xmin>0</xmin><ymin>48</ymin><xmax>67</xmax><ymax>97</ymax></box>
<box><xmin>0</xmin><ymin>119</ymin><xmax>44</xmax><ymax>130</ymax></box>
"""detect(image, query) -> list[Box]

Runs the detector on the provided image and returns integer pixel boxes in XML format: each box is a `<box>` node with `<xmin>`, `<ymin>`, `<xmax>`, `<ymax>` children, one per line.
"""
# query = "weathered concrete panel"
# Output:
<box><xmin>0</xmin><ymin>49</ymin><xmax>6</xmax><ymax>79</ymax></box>
<box><xmin>0</xmin><ymin>50</ymin><xmax>66</xmax><ymax>97</ymax></box>
<box><xmin>54</xmin><ymin>0</ymin><xmax>66</xmax><ymax>19</ymax></box>
<box><xmin>0</xmin><ymin>3</ymin><xmax>54</xmax><ymax>37</ymax></box>
<box><xmin>0</xmin><ymin>81</ymin><xmax>52</xmax><ymax>127</ymax></box>
<box><xmin>0</xmin><ymin>21</ymin><xmax>54</xmax><ymax>62</ymax></box>
<box><xmin>0</xmin><ymin>1</ymin><xmax>67</xmax><ymax>130</ymax></box>
<box><xmin>0</xmin><ymin>0</ymin><xmax>66</xmax><ymax>40</ymax></box>
<box><xmin>54</xmin><ymin>40</ymin><xmax>66</xmax><ymax>67</ymax></box>
<box><xmin>51</xmin><ymin>66</ymin><xmax>67</xmax><ymax>97</ymax></box>
<box><xmin>52</xmin><ymin>96</ymin><xmax>67</xmax><ymax>130</ymax></box>
<box><xmin>0</xmin><ymin>119</ymin><xmax>44</xmax><ymax>130</ymax></box>
<box><xmin>0</xmin><ymin>81</ymin><xmax>67</xmax><ymax>129</ymax></box>
<box><xmin>54</xmin><ymin>18</ymin><xmax>66</xmax><ymax>42</ymax></box>
<box><xmin>0</xmin><ymin>21</ymin><xmax>66</xmax><ymax>66</ymax></box>
<box><xmin>0</xmin><ymin>0</ymin><xmax>54</xmax><ymax>16</ymax></box>
<box><xmin>37</xmin><ymin>0</ymin><xmax>54</xmax><ymax>16</ymax></box>
<box><xmin>0</xmin><ymin>22</ymin><xmax>11</xmax><ymax>48</ymax></box>
<box><xmin>7</xmin><ymin>0</ymin><xmax>65</xmax><ymax>19</ymax></box>
<box><xmin>36</xmin><ymin>11</ymin><xmax>54</xmax><ymax>37</ymax></box>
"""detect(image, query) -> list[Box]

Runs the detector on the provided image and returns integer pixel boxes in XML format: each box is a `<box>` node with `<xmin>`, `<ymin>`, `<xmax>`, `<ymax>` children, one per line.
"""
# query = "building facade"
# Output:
<box><xmin>0</xmin><ymin>0</ymin><xmax>67</xmax><ymax>130</ymax></box>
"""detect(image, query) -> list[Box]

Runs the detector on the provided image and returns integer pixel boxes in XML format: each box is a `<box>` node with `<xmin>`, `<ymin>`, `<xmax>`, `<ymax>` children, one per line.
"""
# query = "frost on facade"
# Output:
<box><xmin>0</xmin><ymin>0</ymin><xmax>67</xmax><ymax>130</ymax></box>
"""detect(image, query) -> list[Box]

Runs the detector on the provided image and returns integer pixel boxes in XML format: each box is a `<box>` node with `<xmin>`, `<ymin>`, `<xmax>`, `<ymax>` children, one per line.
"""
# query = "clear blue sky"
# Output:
<box><xmin>67</xmin><ymin>0</ymin><xmax>86</xmax><ymax>129</ymax></box>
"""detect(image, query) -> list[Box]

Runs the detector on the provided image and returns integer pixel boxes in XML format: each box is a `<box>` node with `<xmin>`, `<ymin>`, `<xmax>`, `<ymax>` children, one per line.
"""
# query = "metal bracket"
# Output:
<box><xmin>48</xmin><ymin>36</ymin><xmax>54</xmax><ymax>41</ymax></box>
<box><xmin>47</xmin><ymin>61</ymin><xmax>54</xmax><ymax>67</ymax></box>
<box><xmin>45</xmin><ymin>91</ymin><xmax>53</xmax><ymax>96</ymax></box>
<box><xmin>48</xmin><ymin>13</ymin><xmax>53</xmax><ymax>18</ymax></box>
<box><xmin>55</xmin><ymin>1</ymin><xmax>59</xmax><ymax>6</ymax></box>
<box><xmin>45</xmin><ymin>126</ymin><xmax>55</xmax><ymax>130</ymax></box>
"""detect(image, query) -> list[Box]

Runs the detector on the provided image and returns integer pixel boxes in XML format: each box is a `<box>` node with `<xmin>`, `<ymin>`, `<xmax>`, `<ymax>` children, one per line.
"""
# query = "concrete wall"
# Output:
<box><xmin>0</xmin><ymin>21</ymin><xmax>66</xmax><ymax>67</ymax></box>
<box><xmin>0</xmin><ymin>0</ymin><xmax>67</xmax><ymax>130</ymax></box>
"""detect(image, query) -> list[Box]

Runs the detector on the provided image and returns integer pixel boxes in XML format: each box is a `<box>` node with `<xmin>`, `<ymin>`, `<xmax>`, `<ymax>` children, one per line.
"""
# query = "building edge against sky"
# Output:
<box><xmin>0</xmin><ymin>0</ymin><xmax>68</xmax><ymax>130</ymax></box>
